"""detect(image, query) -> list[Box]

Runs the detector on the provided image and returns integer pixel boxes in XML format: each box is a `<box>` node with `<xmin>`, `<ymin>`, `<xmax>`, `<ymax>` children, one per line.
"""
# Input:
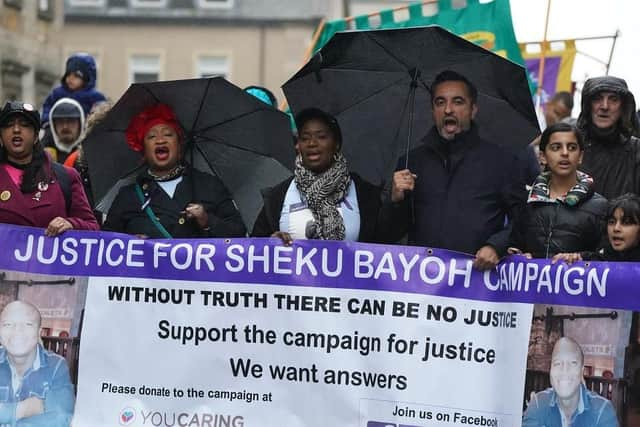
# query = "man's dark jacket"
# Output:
<box><xmin>580</xmin><ymin>134</ymin><xmax>640</xmax><ymax>199</ymax></box>
<box><xmin>577</xmin><ymin>76</ymin><xmax>640</xmax><ymax>198</ymax></box>
<box><xmin>251</xmin><ymin>174</ymin><xmax>386</xmax><ymax>243</ymax></box>
<box><xmin>385</xmin><ymin>126</ymin><xmax>529</xmax><ymax>256</ymax></box>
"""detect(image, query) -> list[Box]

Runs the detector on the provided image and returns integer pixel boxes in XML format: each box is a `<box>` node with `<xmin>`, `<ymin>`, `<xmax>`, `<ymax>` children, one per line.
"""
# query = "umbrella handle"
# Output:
<box><xmin>404</xmin><ymin>69</ymin><xmax>420</xmax><ymax>228</ymax></box>
<box><xmin>404</xmin><ymin>67</ymin><xmax>420</xmax><ymax>169</ymax></box>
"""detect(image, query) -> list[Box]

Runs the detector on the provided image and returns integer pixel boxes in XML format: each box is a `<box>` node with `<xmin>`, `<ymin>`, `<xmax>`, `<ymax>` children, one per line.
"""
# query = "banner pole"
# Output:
<box><xmin>535</xmin><ymin>0</ymin><xmax>552</xmax><ymax>111</ymax></box>
<box><xmin>605</xmin><ymin>29</ymin><xmax>620</xmax><ymax>75</ymax></box>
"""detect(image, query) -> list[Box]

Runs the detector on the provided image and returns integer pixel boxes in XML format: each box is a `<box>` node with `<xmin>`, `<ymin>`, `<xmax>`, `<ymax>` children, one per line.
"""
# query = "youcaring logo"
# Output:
<box><xmin>119</xmin><ymin>407</ymin><xmax>136</xmax><ymax>425</ymax></box>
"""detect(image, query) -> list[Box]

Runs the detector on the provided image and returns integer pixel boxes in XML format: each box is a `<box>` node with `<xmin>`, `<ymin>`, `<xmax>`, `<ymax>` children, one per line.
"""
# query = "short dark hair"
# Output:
<box><xmin>539</xmin><ymin>122</ymin><xmax>584</xmax><ymax>152</ymax></box>
<box><xmin>550</xmin><ymin>91</ymin><xmax>574</xmax><ymax>111</ymax></box>
<box><xmin>606</xmin><ymin>193</ymin><xmax>640</xmax><ymax>226</ymax></box>
<box><xmin>294</xmin><ymin>108</ymin><xmax>342</xmax><ymax>148</ymax></box>
<box><xmin>430</xmin><ymin>70</ymin><xmax>478</xmax><ymax>104</ymax></box>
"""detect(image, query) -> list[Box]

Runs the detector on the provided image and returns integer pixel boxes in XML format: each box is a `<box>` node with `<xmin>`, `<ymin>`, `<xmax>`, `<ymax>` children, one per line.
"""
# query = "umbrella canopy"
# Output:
<box><xmin>282</xmin><ymin>25</ymin><xmax>539</xmax><ymax>186</ymax></box>
<box><xmin>84</xmin><ymin>77</ymin><xmax>294</xmax><ymax>229</ymax></box>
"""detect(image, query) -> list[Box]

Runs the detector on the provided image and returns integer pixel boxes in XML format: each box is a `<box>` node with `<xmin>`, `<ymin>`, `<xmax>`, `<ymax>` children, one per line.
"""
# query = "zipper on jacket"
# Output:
<box><xmin>545</xmin><ymin>203</ymin><xmax>560</xmax><ymax>258</ymax></box>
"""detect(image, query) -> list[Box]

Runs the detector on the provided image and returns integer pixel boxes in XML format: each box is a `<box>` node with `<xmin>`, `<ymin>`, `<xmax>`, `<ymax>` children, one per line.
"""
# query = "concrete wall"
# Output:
<box><xmin>0</xmin><ymin>0</ymin><xmax>65</xmax><ymax>106</ymax></box>
<box><xmin>60</xmin><ymin>20</ymin><xmax>315</xmax><ymax>104</ymax></box>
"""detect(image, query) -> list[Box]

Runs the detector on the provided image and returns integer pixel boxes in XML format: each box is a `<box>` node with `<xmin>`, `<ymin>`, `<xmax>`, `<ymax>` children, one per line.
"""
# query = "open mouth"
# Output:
<box><xmin>610</xmin><ymin>236</ymin><xmax>625</xmax><ymax>247</ymax></box>
<box><xmin>305</xmin><ymin>151</ymin><xmax>322</xmax><ymax>161</ymax></box>
<box><xmin>154</xmin><ymin>146</ymin><xmax>170</xmax><ymax>161</ymax></box>
<box><xmin>10</xmin><ymin>137</ymin><xmax>24</xmax><ymax>147</ymax></box>
<box><xmin>443</xmin><ymin>117</ymin><xmax>458</xmax><ymax>132</ymax></box>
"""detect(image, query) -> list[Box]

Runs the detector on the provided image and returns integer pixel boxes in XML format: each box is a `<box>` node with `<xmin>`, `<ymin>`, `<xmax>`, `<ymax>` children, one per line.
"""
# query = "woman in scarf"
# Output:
<box><xmin>0</xmin><ymin>101</ymin><xmax>98</xmax><ymax>235</ymax></box>
<box><xmin>252</xmin><ymin>108</ymin><xmax>385</xmax><ymax>243</ymax></box>
<box><xmin>509</xmin><ymin>122</ymin><xmax>607</xmax><ymax>258</ymax></box>
<box><xmin>103</xmin><ymin>103</ymin><xmax>246</xmax><ymax>238</ymax></box>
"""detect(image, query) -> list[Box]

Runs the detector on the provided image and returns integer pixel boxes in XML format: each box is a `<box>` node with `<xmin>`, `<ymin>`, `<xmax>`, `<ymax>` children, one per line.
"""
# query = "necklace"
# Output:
<box><xmin>147</xmin><ymin>165</ymin><xmax>185</xmax><ymax>182</ymax></box>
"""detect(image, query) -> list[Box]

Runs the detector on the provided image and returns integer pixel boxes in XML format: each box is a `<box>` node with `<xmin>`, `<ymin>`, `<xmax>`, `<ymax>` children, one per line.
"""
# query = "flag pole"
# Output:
<box><xmin>535</xmin><ymin>0</ymin><xmax>552</xmax><ymax>112</ymax></box>
<box><xmin>605</xmin><ymin>29</ymin><xmax>619</xmax><ymax>75</ymax></box>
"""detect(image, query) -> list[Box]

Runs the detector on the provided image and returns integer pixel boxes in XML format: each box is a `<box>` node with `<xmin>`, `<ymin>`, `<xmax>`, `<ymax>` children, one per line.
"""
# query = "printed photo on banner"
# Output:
<box><xmin>3</xmin><ymin>224</ymin><xmax>640</xmax><ymax>426</ymax></box>
<box><xmin>523</xmin><ymin>303</ymin><xmax>635</xmax><ymax>426</ymax></box>
<box><xmin>0</xmin><ymin>269</ymin><xmax>86</xmax><ymax>427</ymax></box>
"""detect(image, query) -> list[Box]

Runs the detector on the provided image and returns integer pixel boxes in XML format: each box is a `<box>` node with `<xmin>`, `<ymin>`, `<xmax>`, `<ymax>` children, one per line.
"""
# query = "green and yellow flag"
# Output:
<box><xmin>313</xmin><ymin>0</ymin><xmax>526</xmax><ymax>67</ymax></box>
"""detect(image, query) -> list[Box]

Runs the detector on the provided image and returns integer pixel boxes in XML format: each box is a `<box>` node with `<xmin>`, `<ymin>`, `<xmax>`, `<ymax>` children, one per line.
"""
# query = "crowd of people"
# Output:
<box><xmin>0</xmin><ymin>51</ymin><xmax>639</xmax><ymax>425</ymax></box>
<box><xmin>1</xmin><ymin>53</ymin><xmax>640</xmax><ymax>266</ymax></box>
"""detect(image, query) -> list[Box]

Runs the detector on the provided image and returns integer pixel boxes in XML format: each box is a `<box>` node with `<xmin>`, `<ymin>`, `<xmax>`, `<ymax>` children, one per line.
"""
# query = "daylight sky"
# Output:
<box><xmin>510</xmin><ymin>0</ymin><xmax>639</xmax><ymax>105</ymax></box>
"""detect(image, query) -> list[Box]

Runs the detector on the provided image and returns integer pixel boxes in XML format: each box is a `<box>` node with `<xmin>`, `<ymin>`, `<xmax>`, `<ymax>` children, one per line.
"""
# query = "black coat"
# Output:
<box><xmin>385</xmin><ymin>126</ymin><xmax>531</xmax><ymax>256</ymax></box>
<box><xmin>251</xmin><ymin>174</ymin><xmax>386</xmax><ymax>243</ymax></box>
<box><xmin>511</xmin><ymin>191</ymin><xmax>607</xmax><ymax>258</ymax></box>
<box><xmin>582</xmin><ymin>244</ymin><xmax>640</xmax><ymax>262</ymax></box>
<box><xmin>581</xmin><ymin>134</ymin><xmax>640</xmax><ymax>199</ymax></box>
<box><xmin>103</xmin><ymin>168</ymin><xmax>246</xmax><ymax>238</ymax></box>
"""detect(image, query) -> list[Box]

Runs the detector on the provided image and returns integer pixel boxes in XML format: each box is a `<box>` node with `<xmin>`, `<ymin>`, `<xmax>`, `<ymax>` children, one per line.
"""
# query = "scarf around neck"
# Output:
<box><xmin>528</xmin><ymin>170</ymin><xmax>594</xmax><ymax>206</ymax></box>
<box><xmin>294</xmin><ymin>152</ymin><xmax>351</xmax><ymax>240</ymax></box>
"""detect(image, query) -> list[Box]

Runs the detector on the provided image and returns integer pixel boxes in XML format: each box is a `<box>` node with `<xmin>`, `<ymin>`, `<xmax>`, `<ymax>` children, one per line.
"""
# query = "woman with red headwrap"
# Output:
<box><xmin>103</xmin><ymin>104</ymin><xmax>246</xmax><ymax>238</ymax></box>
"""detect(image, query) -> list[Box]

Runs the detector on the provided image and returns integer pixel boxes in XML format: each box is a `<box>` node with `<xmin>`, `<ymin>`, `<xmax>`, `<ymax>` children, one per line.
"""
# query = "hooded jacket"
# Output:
<box><xmin>45</xmin><ymin>98</ymin><xmax>86</xmax><ymax>163</ymax></box>
<box><xmin>577</xmin><ymin>76</ymin><xmax>640</xmax><ymax>198</ymax></box>
<box><xmin>41</xmin><ymin>53</ymin><xmax>106</xmax><ymax>125</ymax></box>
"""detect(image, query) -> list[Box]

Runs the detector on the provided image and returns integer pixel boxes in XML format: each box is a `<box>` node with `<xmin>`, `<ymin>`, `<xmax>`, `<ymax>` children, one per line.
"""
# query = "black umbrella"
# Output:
<box><xmin>282</xmin><ymin>25</ymin><xmax>539</xmax><ymax>186</ymax></box>
<box><xmin>84</xmin><ymin>77</ymin><xmax>294</xmax><ymax>229</ymax></box>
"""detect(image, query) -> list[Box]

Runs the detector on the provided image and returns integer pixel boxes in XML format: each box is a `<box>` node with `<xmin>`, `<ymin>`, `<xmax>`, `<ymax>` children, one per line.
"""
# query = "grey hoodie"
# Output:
<box><xmin>49</xmin><ymin>97</ymin><xmax>86</xmax><ymax>156</ymax></box>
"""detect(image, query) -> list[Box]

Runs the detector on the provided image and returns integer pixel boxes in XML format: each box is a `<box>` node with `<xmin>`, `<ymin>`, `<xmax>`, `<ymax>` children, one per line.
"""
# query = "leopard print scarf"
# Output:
<box><xmin>294</xmin><ymin>153</ymin><xmax>351</xmax><ymax>240</ymax></box>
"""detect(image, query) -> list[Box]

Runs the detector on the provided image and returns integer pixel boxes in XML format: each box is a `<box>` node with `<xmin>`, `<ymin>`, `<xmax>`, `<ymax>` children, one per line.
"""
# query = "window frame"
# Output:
<box><xmin>194</xmin><ymin>53</ymin><xmax>231</xmax><ymax>80</ymax></box>
<box><xmin>197</xmin><ymin>0</ymin><xmax>233</xmax><ymax>9</ymax></box>
<box><xmin>68</xmin><ymin>0</ymin><xmax>105</xmax><ymax>6</ymax></box>
<box><xmin>128</xmin><ymin>52</ymin><xmax>164</xmax><ymax>86</ymax></box>
<box><xmin>130</xmin><ymin>0</ymin><xmax>168</xmax><ymax>8</ymax></box>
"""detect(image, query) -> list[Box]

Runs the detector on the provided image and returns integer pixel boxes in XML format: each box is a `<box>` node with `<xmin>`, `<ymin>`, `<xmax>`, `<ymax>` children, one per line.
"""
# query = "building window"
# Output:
<box><xmin>4</xmin><ymin>0</ymin><xmax>22</xmax><ymax>9</ymax></box>
<box><xmin>195</xmin><ymin>56</ymin><xmax>229</xmax><ymax>79</ymax></box>
<box><xmin>68</xmin><ymin>0</ymin><xmax>105</xmax><ymax>6</ymax></box>
<box><xmin>197</xmin><ymin>0</ymin><xmax>233</xmax><ymax>9</ymax></box>
<box><xmin>1</xmin><ymin>60</ymin><xmax>29</xmax><ymax>102</ymax></box>
<box><xmin>37</xmin><ymin>0</ymin><xmax>53</xmax><ymax>21</ymax></box>
<box><xmin>131</xmin><ymin>0</ymin><xmax>167</xmax><ymax>7</ymax></box>
<box><xmin>129</xmin><ymin>54</ymin><xmax>161</xmax><ymax>85</ymax></box>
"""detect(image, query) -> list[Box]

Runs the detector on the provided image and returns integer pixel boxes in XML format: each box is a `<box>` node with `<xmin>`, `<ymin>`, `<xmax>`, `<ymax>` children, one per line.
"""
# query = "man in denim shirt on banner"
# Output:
<box><xmin>523</xmin><ymin>337</ymin><xmax>618</xmax><ymax>427</ymax></box>
<box><xmin>0</xmin><ymin>301</ymin><xmax>74</xmax><ymax>426</ymax></box>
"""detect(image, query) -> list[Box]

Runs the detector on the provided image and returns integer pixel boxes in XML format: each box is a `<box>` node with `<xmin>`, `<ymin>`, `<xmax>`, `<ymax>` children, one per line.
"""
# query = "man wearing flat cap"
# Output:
<box><xmin>577</xmin><ymin>76</ymin><xmax>640</xmax><ymax>198</ymax></box>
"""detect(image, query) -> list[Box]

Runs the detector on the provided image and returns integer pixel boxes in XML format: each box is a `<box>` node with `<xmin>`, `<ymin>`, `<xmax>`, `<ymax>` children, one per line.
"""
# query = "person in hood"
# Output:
<box><xmin>40</xmin><ymin>53</ymin><xmax>106</xmax><ymax>128</ymax></box>
<box><xmin>577</xmin><ymin>76</ymin><xmax>640</xmax><ymax>198</ymax></box>
<box><xmin>43</xmin><ymin>98</ymin><xmax>85</xmax><ymax>164</ymax></box>
<box><xmin>63</xmin><ymin>100</ymin><xmax>112</xmax><ymax>209</ymax></box>
<box><xmin>384</xmin><ymin>70</ymin><xmax>533</xmax><ymax>270</ymax></box>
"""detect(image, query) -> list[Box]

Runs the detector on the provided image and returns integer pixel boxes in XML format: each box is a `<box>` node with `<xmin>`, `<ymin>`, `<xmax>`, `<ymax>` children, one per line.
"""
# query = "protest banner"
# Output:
<box><xmin>0</xmin><ymin>224</ymin><xmax>636</xmax><ymax>426</ymax></box>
